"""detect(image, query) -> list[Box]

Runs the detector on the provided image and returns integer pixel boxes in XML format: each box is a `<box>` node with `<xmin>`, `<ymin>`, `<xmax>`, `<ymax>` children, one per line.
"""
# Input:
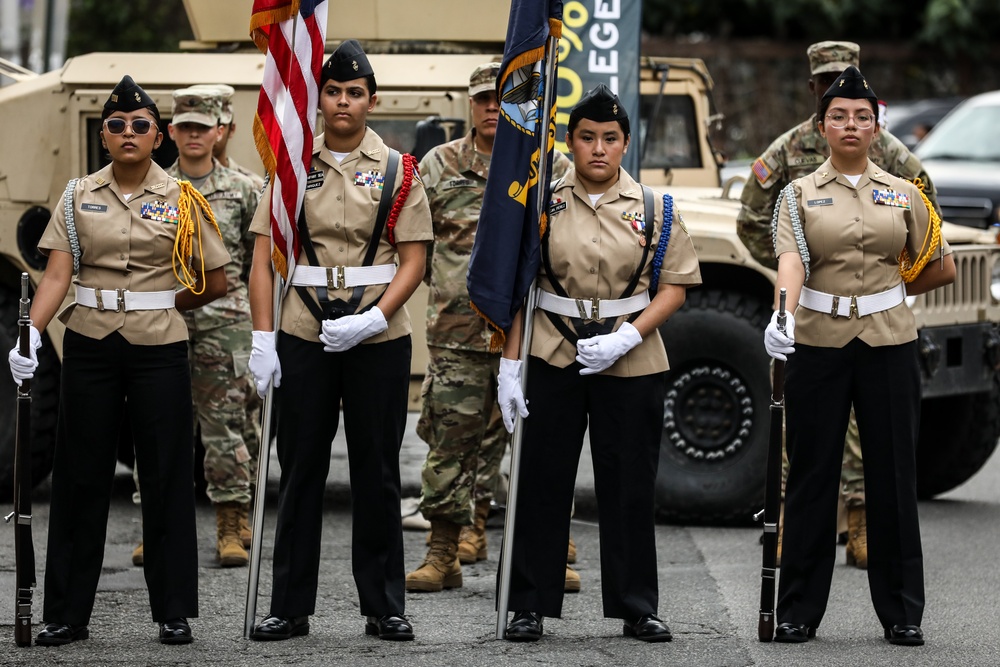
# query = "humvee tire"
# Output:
<box><xmin>0</xmin><ymin>287</ymin><xmax>59</xmax><ymax>495</ymax></box>
<box><xmin>916</xmin><ymin>370</ymin><xmax>1000</xmax><ymax>498</ymax></box>
<box><xmin>655</xmin><ymin>289</ymin><xmax>772</xmax><ymax>524</ymax></box>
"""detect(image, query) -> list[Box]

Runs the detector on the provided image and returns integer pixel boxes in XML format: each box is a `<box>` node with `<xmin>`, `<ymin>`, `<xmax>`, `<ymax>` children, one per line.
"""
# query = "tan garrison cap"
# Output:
<box><xmin>807</xmin><ymin>41</ymin><xmax>860</xmax><ymax>76</ymax></box>
<box><xmin>469</xmin><ymin>62</ymin><xmax>500</xmax><ymax>96</ymax></box>
<box><xmin>171</xmin><ymin>87</ymin><xmax>222</xmax><ymax>127</ymax></box>
<box><xmin>189</xmin><ymin>84</ymin><xmax>236</xmax><ymax>123</ymax></box>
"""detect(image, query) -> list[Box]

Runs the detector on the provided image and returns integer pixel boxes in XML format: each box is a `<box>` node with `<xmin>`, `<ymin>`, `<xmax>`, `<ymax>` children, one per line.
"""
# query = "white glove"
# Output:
<box><xmin>319</xmin><ymin>306</ymin><xmax>388</xmax><ymax>353</ymax></box>
<box><xmin>249</xmin><ymin>330</ymin><xmax>281</xmax><ymax>399</ymax></box>
<box><xmin>575</xmin><ymin>321</ymin><xmax>642</xmax><ymax>376</ymax></box>
<box><xmin>764</xmin><ymin>310</ymin><xmax>796</xmax><ymax>361</ymax></box>
<box><xmin>497</xmin><ymin>357</ymin><xmax>529</xmax><ymax>433</ymax></box>
<box><xmin>7</xmin><ymin>325</ymin><xmax>41</xmax><ymax>387</ymax></box>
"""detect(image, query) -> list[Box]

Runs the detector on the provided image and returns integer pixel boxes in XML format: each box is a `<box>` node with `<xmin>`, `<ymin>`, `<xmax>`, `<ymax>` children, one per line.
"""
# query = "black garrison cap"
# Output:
<box><xmin>321</xmin><ymin>39</ymin><xmax>376</xmax><ymax>92</ymax></box>
<box><xmin>569</xmin><ymin>83</ymin><xmax>630</xmax><ymax>137</ymax></box>
<box><xmin>104</xmin><ymin>75</ymin><xmax>156</xmax><ymax>113</ymax></box>
<box><xmin>821</xmin><ymin>65</ymin><xmax>878</xmax><ymax>106</ymax></box>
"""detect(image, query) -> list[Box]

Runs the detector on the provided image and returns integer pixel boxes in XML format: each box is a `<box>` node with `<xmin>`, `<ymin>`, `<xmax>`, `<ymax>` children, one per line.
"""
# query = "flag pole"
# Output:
<box><xmin>495</xmin><ymin>30</ymin><xmax>560</xmax><ymax>640</ymax></box>
<box><xmin>244</xmin><ymin>272</ymin><xmax>284</xmax><ymax>639</ymax></box>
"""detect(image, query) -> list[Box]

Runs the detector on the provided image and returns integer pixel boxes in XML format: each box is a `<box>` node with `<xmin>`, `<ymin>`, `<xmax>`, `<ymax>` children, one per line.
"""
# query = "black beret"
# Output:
<box><xmin>569</xmin><ymin>83</ymin><xmax>629</xmax><ymax>136</ymax></box>
<box><xmin>821</xmin><ymin>65</ymin><xmax>878</xmax><ymax>106</ymax></box>
<box><xmin>321</xmin><ymin>39</ymin><xmax>376</xmax><ymax>92</ymax></box>
<box><xmin>104</xmin><ymin>75</ymin><xmax>156</xmax><ymax>113</ymax></box>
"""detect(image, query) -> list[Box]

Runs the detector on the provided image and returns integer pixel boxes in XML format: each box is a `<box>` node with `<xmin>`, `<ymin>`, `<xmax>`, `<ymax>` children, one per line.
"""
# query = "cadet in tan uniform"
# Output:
<box><xmin>498</xmin><ymin>85</ymin><xmax>702</xmax><ymax>643</ymax></box>
<box><xmin>7</xmin><ymin>75</ymin><xmax>229</xmax><ymax>645</ymax></box>
<box><xmin>765</xmin><ymin>66</ymin><xmax>955</xmax><ymax>646</ymax></box>
<box><xmin>247</xmin><ymin>40</ymin><xmax>432</xmax><ymax>642</ymax></box>
<box><xmin>738</xmin><ymin>41</ymin><xmax>942</xmax><ymax>569</ymax></box>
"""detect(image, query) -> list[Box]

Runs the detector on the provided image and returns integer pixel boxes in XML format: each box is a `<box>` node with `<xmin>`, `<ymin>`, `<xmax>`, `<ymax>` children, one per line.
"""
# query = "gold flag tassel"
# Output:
<box><xmin>898</xmin><ymin>179</ymin><xmax>942</xmax><ymax>283</ymax></box>
<box><xmin>173</xmin><ymin>181</ymin><xmax>224</xmax><ymax>294</ymax></box>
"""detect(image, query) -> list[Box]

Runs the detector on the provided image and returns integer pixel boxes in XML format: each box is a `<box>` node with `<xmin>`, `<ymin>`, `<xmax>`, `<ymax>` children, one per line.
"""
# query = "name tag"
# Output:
<box><xmin>442</xmin><ymin>178</ymin><xmax>476</xmax><ymax>190</ymax></box>
<box><xmin>548</xmin><ymin>199</ymin><xmax>567</xmax><ymax>215</ymax></box>
<box><xmin>206</xmin><ymin>191</ymin><xmax>242</xmax><ymax>201</ymax></box>
<box><xmin>807</xmin><ymin>198</ymin><xmax>833</xmax><ymax>207</ymax></box>
<box><xmin>81</xmin><ymin>203</ymin><xmax>108</xmax><ymax>212</ymax></box>
<box><xmin>791</xmin><ymin>155</ymin><xmax>825</xmax><ymax>167</ymax></box>
<box><xmin>305</xmin><ymin>169</ymin><xmax>324</xmax><ymax>191</ymax></box>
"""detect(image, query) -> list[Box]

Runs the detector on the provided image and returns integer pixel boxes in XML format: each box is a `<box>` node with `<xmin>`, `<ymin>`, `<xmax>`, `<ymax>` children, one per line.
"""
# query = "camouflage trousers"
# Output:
<box><xmin>782</xmin><ymin>405</ymin><xmax>866</xmax><ymax>506</ymax></box>
<box><xmin>134</xmin><ymin>319</ymin><xmax>261</xmax><ymax>505</ymax></box>
<box><xmin>416</xmin><ymin>347</ymin><xmax>507</xmax><ymax>525</ymax></box>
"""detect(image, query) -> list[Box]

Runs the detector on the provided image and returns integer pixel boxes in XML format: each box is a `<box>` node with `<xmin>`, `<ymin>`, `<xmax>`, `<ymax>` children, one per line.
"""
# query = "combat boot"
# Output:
<box><xmin>239</xmin><ymin>506</ymin><xmax>252</xmax><ymax>549</ymax></box>
<box><xmin>568</xmin><ymin>535</ymin><xmax>577</xmax><ymax>564</ymax></box>
<box><xmin>216</xmin><ymin>501</ymin><xmax>250</xmax><ymax>567</ymax></box>
<box><xmin>457</xmin><ymin>499</ymin><xmax>491</xmax><ymax>564</ymax></box>
<box><xmin>405</xmin><ymin>520</ymin><xmax>463</xmax><ymax>592</ymax></box>
<box><xmin>564</xmin><ymin>565</ymin><xmax>581</xmax><ymax>593</ymax></box>
<box><xmin>132</xmin><ymin>541</ymin><xmax>144</xmax><ymax>567</ymax></box>
<box><xmin>845</xmin><ymin>505</ymin><xmax>868</xmax><ymax>569</ymax></box>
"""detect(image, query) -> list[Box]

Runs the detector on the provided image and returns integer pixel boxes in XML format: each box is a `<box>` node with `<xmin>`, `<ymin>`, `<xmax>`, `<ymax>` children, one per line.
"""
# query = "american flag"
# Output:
<box><xmin>249</xmin><ymin>0</ymin><xmax>328</xmax><ymax>282</ymax></box>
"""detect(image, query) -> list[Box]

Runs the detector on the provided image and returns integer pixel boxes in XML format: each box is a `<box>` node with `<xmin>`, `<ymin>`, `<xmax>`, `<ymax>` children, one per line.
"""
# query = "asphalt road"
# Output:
<box><xmin>0</xmin><ymin>413</ymin><xmax>998</xmax><ymax>666</ymax></box>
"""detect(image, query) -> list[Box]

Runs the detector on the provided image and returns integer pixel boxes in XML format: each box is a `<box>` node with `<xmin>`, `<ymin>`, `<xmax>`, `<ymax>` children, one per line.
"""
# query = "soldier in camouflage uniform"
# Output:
<box><xmin>134</xmin><ymin>89</ymin><xmax>260</xmax><ymax>569</ymax></box>
<box><xmin>405</xmin><ymin>63</ymin><xmax>574</xmax><ymax>593</ymax></box>
<box><xmin>737</xmin><ymin>41</ymin><xmax>941</xmax><ymax>569</ymax></box>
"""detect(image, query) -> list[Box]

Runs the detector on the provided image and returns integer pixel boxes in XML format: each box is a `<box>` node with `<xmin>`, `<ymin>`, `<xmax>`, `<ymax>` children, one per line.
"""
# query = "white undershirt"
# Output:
<box><xmin>122</xmin><ymin>193</ymin><xmax>132</xmax><ymax>201</ymax></box>
<box><xmin>844</xmin><ymin>173</ymin><xmax>862</xmax><ymax>187</ymax></box>
<box><xmin>588</xmin><ymin>193</ymin><xmax>603</xmax><ymax>206</ymax></box>
<box><xmin>329</xmin><ymin>150</ymin><xmax>349</xmax><ymax>163</ymax></box>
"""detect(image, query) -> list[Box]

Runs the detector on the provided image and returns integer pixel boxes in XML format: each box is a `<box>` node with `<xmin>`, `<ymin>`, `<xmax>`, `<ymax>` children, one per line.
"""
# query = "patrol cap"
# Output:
<box><xmin>469</xmin><ymin>62</ymin><xmax>500</xmax><ymax>96</ymax></box>
<box><xmin>821</xmin><ymin>65</ymin><xmax>879</xmax><ymax>108</ymax></box>
<box><xmin>104</xmin><ymin>75</ymin><xmax>156</xmax><ymax>113</ymax></box>
<box><xmin>171</xmin><ymin>88</ymin><xmax>223</xmax><ymax>127</ymax></box>
<box><xmin>568</xmin><ymin>83</ymin><xmax>630</xmax><ymax>137</ymax></box>
<box><xmin>807</xmin><ymin>41</ymin><xmax>860</xmax><ymax>76</ymax></box>
<box><xmin>321</xmin><ymin>39</ymin><xmax>376</xmax><ymax>92</ymax></box>
<box><xmin>189</xmin><ymin>84</ymin><xmax>236</xmax><ymax>123</ymax></box>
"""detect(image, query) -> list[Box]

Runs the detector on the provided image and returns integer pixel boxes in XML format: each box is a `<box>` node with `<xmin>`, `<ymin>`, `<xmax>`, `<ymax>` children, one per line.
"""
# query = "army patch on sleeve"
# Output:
<box><xmin>751</xmin><ymin>158</ymin><xmax>773</xmax><ymax>185</ymax></box>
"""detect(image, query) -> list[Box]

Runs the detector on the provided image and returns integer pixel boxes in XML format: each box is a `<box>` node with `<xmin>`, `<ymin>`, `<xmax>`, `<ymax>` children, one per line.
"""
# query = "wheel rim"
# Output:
<box><xmin>663</xmin><ymin>363</ymin><xmax>753</xmax><ymax>462</ymax></box>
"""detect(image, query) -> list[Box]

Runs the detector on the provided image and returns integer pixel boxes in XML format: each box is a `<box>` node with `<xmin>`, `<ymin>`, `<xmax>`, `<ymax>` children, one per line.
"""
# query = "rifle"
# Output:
<box><xmin>6</xmin><ymin>273</ymin><xmax>36</xmax><ymax>646</ymax></box>
<box><xmin>756</xmin><ymin>287</ymin><xmax>786</xmax><ymax>642</ymax></box>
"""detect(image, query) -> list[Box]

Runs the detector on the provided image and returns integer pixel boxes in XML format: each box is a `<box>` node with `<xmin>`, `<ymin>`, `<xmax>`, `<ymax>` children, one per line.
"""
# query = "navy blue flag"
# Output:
<box><xmin>467</xmin><ymin>0</ymin><xmax>562</xmax><ymax>352</ymax></box>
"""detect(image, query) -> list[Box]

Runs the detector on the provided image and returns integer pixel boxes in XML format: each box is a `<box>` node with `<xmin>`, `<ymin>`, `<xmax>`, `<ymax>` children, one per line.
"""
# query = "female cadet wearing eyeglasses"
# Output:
<box><xmin>763</xmin><ymin>66</ymin><xmax>955</xmax><ymax>646</ymax></box>
<box><xmin>496</xmin><ymin>84</ymin><xmax>702</xmax><ymax>643</ymax></box>
<box><xmin>6</xmin><ymin>75</ymin><xmax>229</xmax><ymax>646</ymax></box>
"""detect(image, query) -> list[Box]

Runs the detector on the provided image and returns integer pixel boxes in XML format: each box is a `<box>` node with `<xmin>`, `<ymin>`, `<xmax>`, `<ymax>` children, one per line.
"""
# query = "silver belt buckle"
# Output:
<box><xmin>830</xmin><ymin>295</ymin><xmax>839</xmax><ymax>318</ymax></box>
<box><xmin>94</xmin><ymin>288</ymin><xmax>105</xmax><ymax>311</ymax></box>
<box><xmin>849</xmin><ymin>295</ymin><xmax>859</xmax><ymax>319</ymax></box>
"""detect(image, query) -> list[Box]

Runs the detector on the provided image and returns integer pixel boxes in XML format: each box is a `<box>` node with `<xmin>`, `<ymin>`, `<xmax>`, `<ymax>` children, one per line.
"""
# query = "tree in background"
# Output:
<box><xmin>66</xmin><ymin>0</ymin><xmax>192</xmax><ymax>57</ymax></box>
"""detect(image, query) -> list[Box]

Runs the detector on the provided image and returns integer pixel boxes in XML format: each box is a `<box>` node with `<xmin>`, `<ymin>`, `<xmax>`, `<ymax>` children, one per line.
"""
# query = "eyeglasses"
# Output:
<box><xmin>103</xmin><ymin>118</ymin><xmax>157</xmax><ymax>135</ymax></box>
<box><xmin>825</xmin><ymin>112</ymin><xmax>874</xmax><ymax>130</ymax></box>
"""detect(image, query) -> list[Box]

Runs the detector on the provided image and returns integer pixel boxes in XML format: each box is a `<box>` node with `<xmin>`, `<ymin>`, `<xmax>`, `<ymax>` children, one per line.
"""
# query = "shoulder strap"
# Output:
<box><xmin>63</xmin><ymin>179</ymin><xmax>81</xmax><ymax>274</ymax></box>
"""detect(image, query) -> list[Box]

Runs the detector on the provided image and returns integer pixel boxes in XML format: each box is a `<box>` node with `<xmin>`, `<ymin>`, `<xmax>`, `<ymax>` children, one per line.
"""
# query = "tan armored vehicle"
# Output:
<box><xmin>1</xmin><ymin>1</ymin><xmax>998</xmax><ymax>523</ymax></box>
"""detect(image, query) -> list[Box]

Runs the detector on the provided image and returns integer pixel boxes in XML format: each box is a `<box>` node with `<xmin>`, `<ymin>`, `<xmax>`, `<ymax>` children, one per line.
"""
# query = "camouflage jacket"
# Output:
<box><xmin>227</xmin><ymin>156</ymin><xmax>266</xmax><ymax>193</ymax></box>
<box><xmin>167</xmin><ymin>159</ymin><xmax>260</xmax><ymax>332</ymax></box>
<box><xmin>737</xmin><ymin>114</ymin><xmax>940</xmax><ymax>269</ymax></box>
<box><xmin>419</xmin><ymin>132</ymin><xmax>569</xmax><ymax>351</ymax></box>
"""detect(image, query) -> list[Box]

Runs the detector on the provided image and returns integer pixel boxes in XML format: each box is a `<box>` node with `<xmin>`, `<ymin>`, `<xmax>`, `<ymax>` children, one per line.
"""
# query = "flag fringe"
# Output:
<box><xmin>470</xmin><ymin>300</ymin><xmax>507</xmax><ymax>353</ymax></box>
<box><xmin>252</xmin><ymin>117</ymin><xmax>278</xmax><ymax>179</ymax></box>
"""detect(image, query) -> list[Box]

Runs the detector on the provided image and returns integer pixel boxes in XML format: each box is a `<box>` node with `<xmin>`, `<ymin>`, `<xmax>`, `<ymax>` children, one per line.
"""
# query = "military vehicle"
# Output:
<box><xmin>1</xmin><ymin>0</ymin><xmax>998</xmax><ymax>523</ymax></box>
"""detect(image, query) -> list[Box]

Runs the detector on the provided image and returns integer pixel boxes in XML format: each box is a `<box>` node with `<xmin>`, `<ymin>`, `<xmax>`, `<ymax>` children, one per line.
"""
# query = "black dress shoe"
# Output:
<box><xmin>885</xmin><ymin>624</ymin><xmax>924</xmax><ymax>646</ymax></box>
<box><xmin>773</xmin><ymin>622</ymin><xmax>815</xmax><ymax>643</ymax></box>
<box><xmin>250</xmin><ymin>615</ymin><xmax>310</xmax><ymax>641</ymax></box>
<box><xmin>36</xmin><ymin>623</ymin><xmax>89</xmax><ymax>646</ymax></box>
<box><xmin>623</xmin><ymin>614</ymin><xmax>673</xmax><ymax>642</ymax></box>
<box><xmin>158</xmin><ymin>618</ymin><xmax>193</xmax><ymax>645</ymax></box>
<box><xmin>504</xmin><ymin>610</ymin><xmax>543</xmax><ymax>642</ymax></box>
<box><xmin>365</xmin><ymin>614</ymin><xmax>414</xmax><ymax>641</ymax></box>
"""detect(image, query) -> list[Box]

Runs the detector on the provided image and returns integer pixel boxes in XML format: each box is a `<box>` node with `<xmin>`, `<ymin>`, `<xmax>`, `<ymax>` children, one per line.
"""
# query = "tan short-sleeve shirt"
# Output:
<box><xmin>775</xmin><ymin>158</ymin><xmax>951</xmax><ymax>348</ymax></box>
<box><xmin>250</xmin><ymin>128</ymin><xmax>433</xmax><ymax>343</ymax></box>
<box><xmin>531</xmin><ymin>167</ymin><xmax>702</xmax><ymax>376</ymax></box>
<box><xmin>38</xmin><ymin>161</ymin><xmax>231</xmax><ymax>345</ymax></box>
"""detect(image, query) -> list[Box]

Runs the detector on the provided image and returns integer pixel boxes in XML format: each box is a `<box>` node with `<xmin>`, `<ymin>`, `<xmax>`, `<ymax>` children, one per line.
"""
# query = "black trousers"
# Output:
<box><xmin>507</xmin><ymin>357</ymin><xmax>665</xmax><ymax>620</ymax></box>
<box><xmin>777</xmin><ymin>339</ymin><xmax>924</xmax><ymax>631</ymax></box>
<box><xmin>44</xmin><ymin>330</ymin><xmax>198</xmax><ymax>625</ymax></box>
<box><xmin>268</xmin><ymin>333</ymin><xmax>410</xmax><ymax>618</ymax></box>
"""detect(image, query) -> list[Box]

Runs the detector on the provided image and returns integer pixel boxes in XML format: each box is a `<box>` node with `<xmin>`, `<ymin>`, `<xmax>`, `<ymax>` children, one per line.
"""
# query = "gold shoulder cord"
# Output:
<box><xmin>898</xmin><ymin>177</ymin><xmax>942</xmax><ymax>283</ymax></box>
<box><xmin>173</xmin><ymin>180</ymin><xmax>223</xmax><ymax>294</ymax></box>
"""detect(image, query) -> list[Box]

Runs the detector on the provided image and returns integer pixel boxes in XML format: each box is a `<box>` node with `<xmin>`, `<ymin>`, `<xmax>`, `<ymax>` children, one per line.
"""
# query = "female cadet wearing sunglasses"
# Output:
<box><xmin>6</xmin><ymin>75</ymin><xmax>230</xmax><ymax>646</ymax></box>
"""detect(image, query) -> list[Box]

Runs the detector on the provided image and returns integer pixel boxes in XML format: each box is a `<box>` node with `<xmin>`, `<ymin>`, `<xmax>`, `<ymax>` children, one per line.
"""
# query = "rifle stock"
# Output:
<box><xmin>758</xmin><ymin>288</ymin><xmax>786</xmax><ymax>642</ymax></box>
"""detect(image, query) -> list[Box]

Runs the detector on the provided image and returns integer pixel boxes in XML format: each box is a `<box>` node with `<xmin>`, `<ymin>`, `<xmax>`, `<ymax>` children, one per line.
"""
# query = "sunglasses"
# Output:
<box><xmin>103</xmin><ymin>118</ymin><xmax>157</xmax><ymax>135</ymax></box>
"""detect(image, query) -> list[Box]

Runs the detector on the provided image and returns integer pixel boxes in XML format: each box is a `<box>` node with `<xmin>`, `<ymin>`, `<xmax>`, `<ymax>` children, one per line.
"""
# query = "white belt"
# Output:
<box><xmin>535</xmin><ymin>289</ymin><xmax>650</xmax><ymax>322</ymax></box>
<box><xmin>290</xmin><ymin>264</ymin><xmax>396</xmax><ymax>290</ymax></box>
<box><xmin>799</xmin><ymin>283</ymin><xmax>906</xmax><ymax>319</ymax></box>
<box><xmin>75</xmin><ymin>285</ymin><xmax>176</xmax><ymax>312</ymax></box>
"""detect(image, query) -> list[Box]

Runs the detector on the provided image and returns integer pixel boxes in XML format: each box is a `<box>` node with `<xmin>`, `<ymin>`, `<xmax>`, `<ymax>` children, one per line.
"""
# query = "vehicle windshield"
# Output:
<box><xmin>916</xmin><ymin>101</ymin><xmax>1000</xmax><ymax>162</ymax></box>
<box><xmin>639</xmin><ymin>94</ymin><xmax>702</xmax><ymax>170</ymax></box>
